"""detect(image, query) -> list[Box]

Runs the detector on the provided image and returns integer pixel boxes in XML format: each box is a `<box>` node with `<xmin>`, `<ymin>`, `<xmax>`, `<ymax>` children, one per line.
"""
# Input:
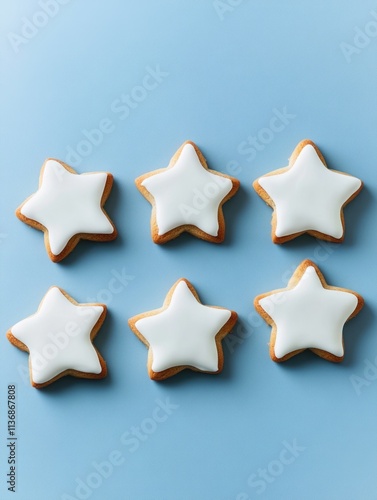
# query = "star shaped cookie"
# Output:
<box><xmin>135</xmin><ymin>141</ymin><xmax>240</xmax><ymax>243</ymax></box>
<box><xmin>254</xmin><ymin>260</ymin><xmax>364</xmax><ymax>362</ymax></box>
<box><xmin>16</xmin><ymin>158</ymin><xmax>117</xmax><ymax>262</ymax></box>
<box><xmin>6</xmin><ymin>287</ymin><xmax>107</xmax><ymax>388</ymax></box>
<box><xmin>253</xmin><ymin>140</ymin><xmax>363</xmax><ymax>243</ymax></box>
<box><xmin>128</xmin><ymin>279</ymin><xmax>238</xmax><ymax>380</ymax></box>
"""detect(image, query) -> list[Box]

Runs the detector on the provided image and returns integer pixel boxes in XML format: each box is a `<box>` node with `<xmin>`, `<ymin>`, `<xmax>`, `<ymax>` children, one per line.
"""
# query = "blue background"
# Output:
<box><xmin>1</xmin><ymin>1</ymin><xmax>377</xmax><ymax>499</ymax></box>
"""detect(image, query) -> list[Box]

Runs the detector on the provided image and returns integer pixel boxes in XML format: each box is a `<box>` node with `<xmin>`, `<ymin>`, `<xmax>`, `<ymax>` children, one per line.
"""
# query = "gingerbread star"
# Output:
<box><xmin>128</xmin><ymin>279</ymin><xmax>238</xmax><ymax>380</ymax></box>
<box><xmin>253</xmin><ymin>140</ymin><xmax>363</xmax><ymax>243</ymax></box>
<box><xmin>135</xmin><ymin>141</ymin><xmax>240</xmax><ymax>243</ymax></box>
<box><xmin>7</xmin><ymin>287</ymin><xmax>107</xmax><ymax>388</ymax></box>
<box><xmin>16</xmin><ymin>159</ymin><xmax>117</xmax><ymax>262</ymax></box>
<box><xmin>254</xmin><ymin>260</ymin><xmax>364</xmax><ymax>362</ymax></box>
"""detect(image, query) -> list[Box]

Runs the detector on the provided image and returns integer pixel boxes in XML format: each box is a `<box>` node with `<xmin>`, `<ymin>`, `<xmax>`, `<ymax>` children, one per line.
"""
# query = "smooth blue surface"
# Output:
<box><xmin>1</xmin><ymin>1</ymin><xmax>377</xmax><ymax>499</ymax></box>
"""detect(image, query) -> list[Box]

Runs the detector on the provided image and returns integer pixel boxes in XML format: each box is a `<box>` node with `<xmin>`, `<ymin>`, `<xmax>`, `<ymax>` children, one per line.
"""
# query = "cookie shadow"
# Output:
<box><xmin>343</xmin><ymin>183</ymin><xmax>373</xmax><ymax>247</ymax></box>
<box><xmin>221</xmin><ymin>183</ymin><xmax>250</xmax><ymax>247</ymax></box>
<box><xmin>342</xmin><ymin>300</ymin><xmax>375</xmax><ymax>367</ymax></box>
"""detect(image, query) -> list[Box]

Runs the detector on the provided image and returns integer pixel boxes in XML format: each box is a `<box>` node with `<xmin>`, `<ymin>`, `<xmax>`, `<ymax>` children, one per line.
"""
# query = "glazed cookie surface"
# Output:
<box><xmin>6</xmin><ymin>287</ymin><xmax>107</xmax><ymax>388</ymax></box>
<box><xmin>135</xmin><ymin>141</ymin><xmax>240</xmax><ymax>244</ymax></box>
<box><xmin>254</xmin><ymin>260</ymin><xmax>363</xmax><ymax>362</ymax></box>
<box><xmin>253</xmin><ymin>140</ymin><xmax>363</xmax><ymax>243</ymax></box>
<box><xmin>128</xmin><ymin>278</ymin><xmax>238</xmax><ymax>380</ymax></box>
<box><xmin>16</xmin><ymin>158</ymin><xmax>117</xmax><ymax>262</ymax></box>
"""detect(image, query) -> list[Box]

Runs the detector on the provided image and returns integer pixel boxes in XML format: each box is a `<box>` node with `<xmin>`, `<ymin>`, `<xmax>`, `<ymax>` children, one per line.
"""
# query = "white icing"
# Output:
<box><xmin>258</xmin><ymin>266</ymin><xmax>358</xmax><ymax>359</ymax></box>
<box><xmin>141</xmin><ymin>143</ymin><xmax>233</xmax><ymax>236</ymax></box>
<box><xmin>21</xmin><ymin>160</ymin><xmax>114</xmax><ymax>256</ymax></box>
<box><xmin>135</xmin><ymin>280</ymin><xmax>231</xmax><ymax>372</ymax></box>
<box><xmin>258</xmin><ymin>144</ymin><xmax>362</xmax><ymax>239</ymax></box>
<box><xmin>10</xmin><ymin>287</ymin><xmax>104</xmax><ymax>384</ymax></box>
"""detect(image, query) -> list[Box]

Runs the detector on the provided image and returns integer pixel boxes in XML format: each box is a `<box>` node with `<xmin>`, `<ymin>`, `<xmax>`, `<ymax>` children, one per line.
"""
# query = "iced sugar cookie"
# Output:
<box><xmin>254</xmin><ymin>260</ymin><xmax>364</xmax><ymax>362</ymax></box>
<box><xmin>6</xmin><ymin>287</ymin><xmax>107</xmax><ymax>388</ymax></box>
<box><xmin>16</xmin><ymin>158</ymin><xmax>117</xmax><ymax>262</ymax></box>
<box><xmin>253</xmin><ymin>140</ymin><xmax>363</xmax><ymax>243</ymax></box>
<box><xmin>128</xmin><ymin>279</ymin><xmax>238</xmax><ymax>380</ymax></box>
<box><xmin>135</xmin><ymin>141</ymin><xmax>240</xmax><ymax>244</ymax></box>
